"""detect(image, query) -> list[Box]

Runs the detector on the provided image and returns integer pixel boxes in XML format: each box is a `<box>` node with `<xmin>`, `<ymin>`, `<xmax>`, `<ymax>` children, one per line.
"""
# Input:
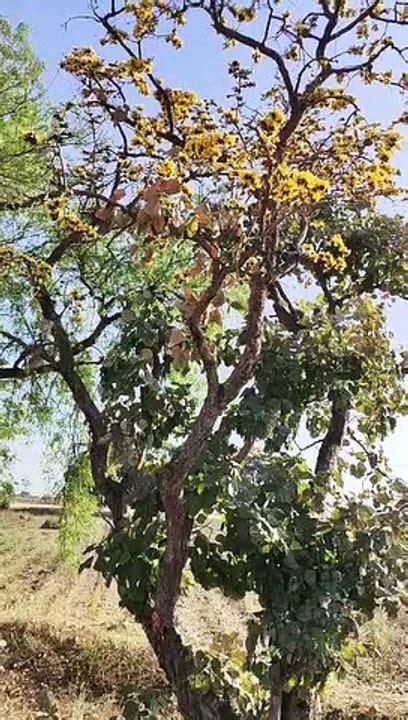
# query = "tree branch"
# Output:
<box><xmin>315</xmin><ymin>392</ymin><xmax>349</xmax><ymax>474</ymax></box>
<box><xmin>36</xmin><ymin>287</ymin><xmax>110</xmax><ymax>493</ymax></box>
<box><xmin>205</xmin><ymin>1</ymin><xmax>296</xmax><ymax>106</ymax></box>
<box><xmin>73</xmin><ymin>311</ymin><xmax>121</xmax><ymax>355</ymax></box>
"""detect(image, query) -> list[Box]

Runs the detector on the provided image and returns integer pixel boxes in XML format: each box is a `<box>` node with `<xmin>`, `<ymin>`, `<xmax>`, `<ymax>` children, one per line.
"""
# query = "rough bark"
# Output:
<box><xmin>147</xmin><ymin>270</ymin><xmax>267</xmax><ymax>717</ymax></box>
<box><xmin>282</xmin><ymin>690</ymin><xmax>313</xmax><ymax>720</ymax></box>
<box><xmin>143</xmin><ymin>620</ymin><xmax>239</xmax><ymax>720</ymax></box>
<box><xmin>315</xmin><ymin>392</ymin><xmax>349</xmax><ymax>475</ymax></box>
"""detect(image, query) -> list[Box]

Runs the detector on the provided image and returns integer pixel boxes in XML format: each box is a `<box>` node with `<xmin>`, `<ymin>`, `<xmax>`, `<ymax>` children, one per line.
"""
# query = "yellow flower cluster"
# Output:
<box><xmin>60</xmin><ymin>213</ymin><xmax>99</xmax><ymax>240</ymax></box>
<box><xmin>183</xmin><ymin>129</ymin><xmax>237</xmax><ymax>164</ymax></box>
<box><xmin>118</xmin><ymin>57</ymin><xmax>153</xmax><ymax>93</ymax></box>
<box><xmin>259</xmin><ymin>108</ymin><xmax>286</xmax><ymax>134</ymax></box>
<box><xmin>232</xmin><ymin>167</ymin><xmax>262</xmax><ymax>191</ymax></box>
<box><xmin>303</xmin><ymin>233</ymin><xmax>351</xmax><ymax>273</ymax></box>
<box><xmin>168</xmin><ymin>90</ymin><xmax>200</xmax><ymax>121</ymax></box>
<box><xmin>126</xmin><ymin>0</ymin><xmax>157</xmax><ymax>39</ymax></box>
<box><xmin>44</xmin><ymin>198</ymin><xmax>98</xmax><ymax>241</ymax></box>
<box><xmin>274</xmin><ymin>166</ymin><xmax>330</xmax><ymax>204</ymax></box>
<box><xmin>363</xmin><ymin>162</ymin><xmax>398</xmax><ymax>195</ymax></box>
<box><xmin>117</xmin><ymin>58</ymin><xmax>152</xmax><ymax>94</ymax></box>
<box><xmin>156</xmin><ymin>159</ymin><xmax>178</xmax><ymax>177</ymax></box>
<box><xmin>118</xmin><ymin>58</ymin><xmax>153</xmax><ymax>77</ymax></box>
<box><xmin>230</xmin><ymin>5</ymin><xmax>257</xmax><ymax>22</ymax></box>
<box><xmin>223</xmin><ymin>108</ymin><xmax>239</xmax><ymax>124</ymax></box>
<box><xmin>44</xmin><ymin>196</ymin><xmax>67</xmax><ymax>221</ymax></box>
<box><xmin>166</xmin><ymin>32</ymin><xmax>183</xmax><ymax>49</ymax></box>
<box><xmin>132</xmin><ymin>116</ymin><xmax>158</xmax><ymax>151</ymax></box>
<box><xmin>120</xmin><ymin>159</ymin><xmax>143</xmax><ymax>181</ymax></box>
<box><xmin>62</xmin><ymin>47</ymin><xmax>103</xmax><ymax>77</ymax></box>
<box><xmin>0</xmin><ymin>244</ymin><xmax>50</xmax><ymax>287</ymax></box>
<box><xmin>375</xmin><ymin>130</ymin><xmax>402</xmax><ymax>162</ymax></box>
<box><xmin>285</xmin><ymin>45</ymin><xmax>300</xmax><ymax>61</ymax></box>
<box><xmin>71</xmin><ymin>165</ymin><xmax>89</xmax><ymax>180</ymax></box>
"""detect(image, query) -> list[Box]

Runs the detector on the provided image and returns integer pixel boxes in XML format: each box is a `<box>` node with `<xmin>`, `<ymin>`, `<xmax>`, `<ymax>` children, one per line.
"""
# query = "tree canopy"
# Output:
<box><xmin>0</xmin><ymin>3</ymin><xmax>407</xmax><ymax>718</ymax></box>
<box><xmin>0</xmin><ymin>16</ymin><xmax>50</xmax><ymax>207</ymax></box>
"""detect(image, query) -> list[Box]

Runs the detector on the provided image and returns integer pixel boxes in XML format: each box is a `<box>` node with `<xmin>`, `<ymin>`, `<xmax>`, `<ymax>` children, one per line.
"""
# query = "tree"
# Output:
<box><xmin>0</xmin><ymin>446</ymin><xmax>14</xmax><ymax>509</ymax></box>
<box><xmin>0</xmin><ymin>16</ymin><xmax>50</xmax><ymax>208</ymax></box>
<box><xmin>0</xmin><ymin>2</ymin><xmax>407</xmax><ymax>718</ymax></box>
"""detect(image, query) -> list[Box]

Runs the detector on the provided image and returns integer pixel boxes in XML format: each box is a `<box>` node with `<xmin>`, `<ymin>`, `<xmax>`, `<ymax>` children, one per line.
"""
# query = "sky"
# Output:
<box><xmin>2</xmin><ymin>0</ymin><xmax>407</xmax><ymax>493</ymax></box>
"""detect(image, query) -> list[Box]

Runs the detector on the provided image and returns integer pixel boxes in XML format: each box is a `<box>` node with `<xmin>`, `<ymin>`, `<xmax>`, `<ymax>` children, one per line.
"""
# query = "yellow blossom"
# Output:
<box><xmin>157</xmin><ymin>159</ymin><xmax>178</xmax><ymax>177</ymax></box>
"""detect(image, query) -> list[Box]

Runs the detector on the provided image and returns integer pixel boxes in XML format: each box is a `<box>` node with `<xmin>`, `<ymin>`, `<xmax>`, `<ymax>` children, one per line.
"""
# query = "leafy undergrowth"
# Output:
<box><xmin>0</xmin><ymin>510</ymin><xmax>406</xmax><ymax>719</ymax></box>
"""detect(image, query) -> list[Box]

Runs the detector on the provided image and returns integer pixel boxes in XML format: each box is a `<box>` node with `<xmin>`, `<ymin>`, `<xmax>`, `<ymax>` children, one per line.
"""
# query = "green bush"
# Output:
<box><xmin>0</xmin><ymin>479</ymin><xmax>14</xmax><ymax>509</ymax></box>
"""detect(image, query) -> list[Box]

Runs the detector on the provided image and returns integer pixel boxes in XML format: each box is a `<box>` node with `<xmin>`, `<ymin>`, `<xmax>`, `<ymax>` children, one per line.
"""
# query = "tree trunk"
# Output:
<box><xmin>143</xmin><ymin>619</ymin><xmax>239</xmax><ymax>720</ymax></box>
<box><xmin>269</xmin><ymin>691</ymin><xmax>282</xmax><ymax>720</ymax></box>
<box><xmin>281</xmin><ymin>690</ymin><xmax>312</xmax><ymax>720</ymax></box>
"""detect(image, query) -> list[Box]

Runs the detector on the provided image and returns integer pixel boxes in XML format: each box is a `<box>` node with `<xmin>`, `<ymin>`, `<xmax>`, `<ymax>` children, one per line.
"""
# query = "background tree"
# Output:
<box><xmin>0</xmin><ymin>2</ymin><xmax>407</xmax><ymax>718</ymax></box>
<box><xmin>0</xmin><ymin>16</ymin><xmax>51</xmax><ymax>207</ymax></box>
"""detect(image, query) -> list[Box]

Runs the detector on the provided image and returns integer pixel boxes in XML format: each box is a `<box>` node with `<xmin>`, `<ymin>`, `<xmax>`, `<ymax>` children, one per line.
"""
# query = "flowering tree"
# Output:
<box><xmin>0</xmin><ymin>2</ymin><xmax>407</xmax><ymax>718</ymax></box>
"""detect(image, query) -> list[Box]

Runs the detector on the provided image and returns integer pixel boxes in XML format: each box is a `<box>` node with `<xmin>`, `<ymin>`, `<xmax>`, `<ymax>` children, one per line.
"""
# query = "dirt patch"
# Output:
<box><xmin>0</xmin><ymin>620</ymin><xmax>162</xmax><ymax>697</ymax></box>
<box><xmin>0</xmin><ymin>619</ymin><xmax>167</xmax><ymax>720</ymax></box>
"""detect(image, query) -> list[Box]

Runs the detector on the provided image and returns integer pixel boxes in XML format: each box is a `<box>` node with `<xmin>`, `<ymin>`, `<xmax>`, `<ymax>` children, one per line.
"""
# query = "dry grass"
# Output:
<box><xmin>0</xmin><ymin>510</ymin><xmax>163</xmax><ymax>719</ymax></box>
<box><xmin>323</xmin><ymin>610</ymin><xmax>408</xmax><ymax>719</ymax></box>
<box><xmin>0</xmin><ymin>510</ymin><xmax>407</xmax><ymax>719</ymax></box>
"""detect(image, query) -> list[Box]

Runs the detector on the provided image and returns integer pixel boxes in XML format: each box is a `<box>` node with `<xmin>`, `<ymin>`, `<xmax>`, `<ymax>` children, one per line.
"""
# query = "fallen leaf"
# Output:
<box><xmin>195</xmin><ymin>203</ymin><xmax>213</xmax><ymax>228</ymax></box>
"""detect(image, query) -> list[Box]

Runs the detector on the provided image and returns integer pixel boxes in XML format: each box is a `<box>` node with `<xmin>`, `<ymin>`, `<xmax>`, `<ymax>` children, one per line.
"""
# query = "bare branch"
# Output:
<box><xmin>73</xmin><ymin>311</ymin><xmax>122</xmax><ymax>355</ymax></box>
<box><xmin>205</xmin><ymin>2</ymin><xmax>296</xmax><ymax>106</ymax></box>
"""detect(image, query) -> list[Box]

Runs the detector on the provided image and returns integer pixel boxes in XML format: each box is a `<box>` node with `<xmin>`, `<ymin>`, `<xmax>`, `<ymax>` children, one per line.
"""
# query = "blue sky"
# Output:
<box><xmin>3</xmin><ymin>0</ymin><xmax>407</xmax><ymax>492</ymax></box>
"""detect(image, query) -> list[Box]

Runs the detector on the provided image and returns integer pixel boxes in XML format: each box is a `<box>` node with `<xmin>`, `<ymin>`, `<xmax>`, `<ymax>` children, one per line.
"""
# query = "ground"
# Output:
<box><xmin>0</xmin><ymin>510</ymin><xmax>406</xmax><ymax>719</ymax></box>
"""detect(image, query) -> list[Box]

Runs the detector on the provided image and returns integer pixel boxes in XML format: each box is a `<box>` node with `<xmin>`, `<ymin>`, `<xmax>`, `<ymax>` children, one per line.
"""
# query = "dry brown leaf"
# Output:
<box><xmin>169</xmin><ymin>327</ymin><xmax>184</xmax><ymax>347</ymax></box>
<box><xmin>156</xmin><ymin>178</ymin><xmax>181</xmax><ymax>195</ymax></box>
<box><xmin>195</xmin><ymin>203</ymin><xmax>213</xmax><ymax>228</ymax></box>
<box><xmin>142</xmin><ymin>246</ymin><xmax>155</xmax><ymax>266</ymax></box>
<box><xmin>110</xmin><ymin>188</ymin><xmax>126</xmax><ymax>203</ymax></box>
<box><xmin>187</xmin><ymin>258</ymin><xmax>205</xmax><ymax>278</ymax></box>
<box><xmin>208</xmin><ymin>308</ymin><xmax>222</xmax><ymax>326</ymax></box>
<box><xmin>151</xmin><ymin>213</ymin><xmax>165</xmax><ymax>234</ymax></box>
<box><xmin>95</xmin><ymin>206</ymin><xmax>113</xmax><ymax>222</ymax></box>
<box><xmin>171</xmin><ymin>345</ymin><xmax>191</xmax><ymax>368</ymax></box>
<box><xmin>183</xmin><ymin>287</ymin><xmax>197</xmax><ymax>305</ymax></box>
<box><xmin>136</xmin><ymin>208</ymin><xmax>151</xmax><ymax>230</ymax></box>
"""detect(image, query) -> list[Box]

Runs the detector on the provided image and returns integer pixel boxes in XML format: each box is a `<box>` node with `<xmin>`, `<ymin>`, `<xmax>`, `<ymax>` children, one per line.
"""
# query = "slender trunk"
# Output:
<box><xmin>269</xmin><ymin>691</ymin><xmax>282</xmax><ymax>720</ymax></box>
<box><xmin>143</xmin><ymin>620</ymin><xmax>238</xmax><ymax>720</ymax></box>
<box><xmin>315</xmin><ymin>392</ymin><xmax>349</xmax><ymax>475</ymax></box>
<box><xmin>281</xmin><ymin>691</ymin><xmax>295</xmax><ymax>720</ymax></box>
<box><xmin>281</xmin><ymin>690</ymin><xmax>312</xmax><ymax>720</ymax></box>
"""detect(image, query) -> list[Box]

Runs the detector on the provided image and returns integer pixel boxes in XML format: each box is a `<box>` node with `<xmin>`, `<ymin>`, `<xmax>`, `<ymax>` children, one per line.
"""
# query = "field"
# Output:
<box><xmin>0</xmin><ymin>510</ymin><xmax>406</xmax><ymax>719</ymax></box>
